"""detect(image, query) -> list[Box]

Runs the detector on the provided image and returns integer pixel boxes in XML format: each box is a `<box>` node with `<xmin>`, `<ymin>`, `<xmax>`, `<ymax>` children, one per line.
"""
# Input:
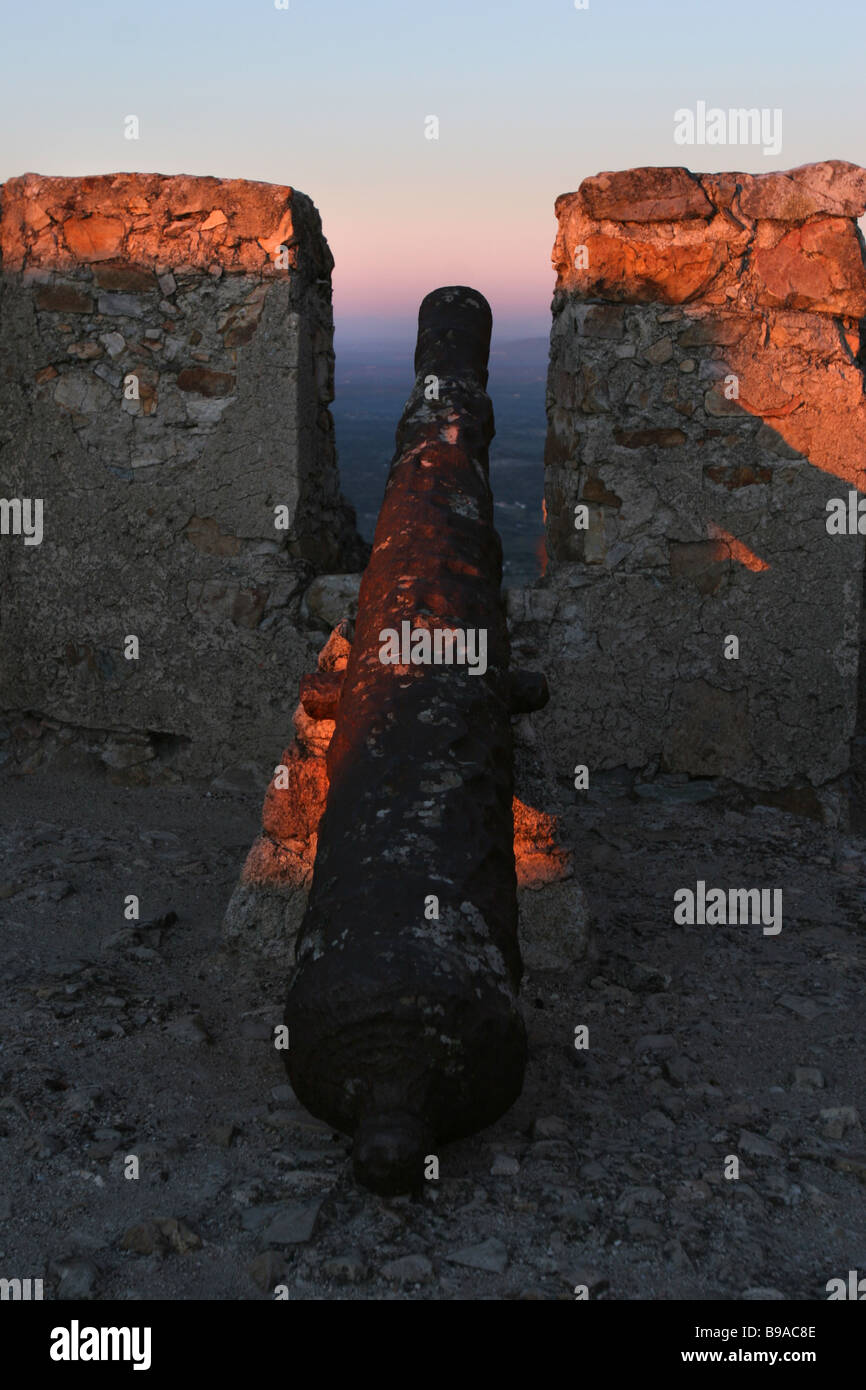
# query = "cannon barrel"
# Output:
<box><xmin>284</xmin><ymin>287</ymin><xmax>527</xmax><ymax>1195</ymax></box>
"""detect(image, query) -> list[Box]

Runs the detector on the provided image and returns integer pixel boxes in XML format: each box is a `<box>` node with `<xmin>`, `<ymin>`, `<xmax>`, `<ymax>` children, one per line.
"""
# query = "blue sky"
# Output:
<box><xmin>2</xmin><ymin>0</ymin><xmax>863</xmax><ymax>341</ymax></box>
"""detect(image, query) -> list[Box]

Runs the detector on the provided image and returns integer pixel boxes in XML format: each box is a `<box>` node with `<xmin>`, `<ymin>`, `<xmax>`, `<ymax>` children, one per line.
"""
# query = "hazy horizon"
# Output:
<box><xmin>333</xmin><ymin>335</ymin><xmax>549</xmax><ymax>587</ymax></box>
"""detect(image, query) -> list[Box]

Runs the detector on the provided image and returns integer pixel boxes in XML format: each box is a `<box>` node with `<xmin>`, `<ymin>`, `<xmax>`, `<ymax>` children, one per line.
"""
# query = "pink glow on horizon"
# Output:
<box><xmin>324</xmin><ymin>199</ymin><xmax>558</xmax><ymax>325</ymax></box>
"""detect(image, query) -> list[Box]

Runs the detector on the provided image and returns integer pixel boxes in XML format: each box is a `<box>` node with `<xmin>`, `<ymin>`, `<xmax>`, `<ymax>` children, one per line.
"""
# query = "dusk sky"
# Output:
<box><xmin>2</xmin><ymin>0</ymin><xmax>864</xmax><ymax>342</ymax></box>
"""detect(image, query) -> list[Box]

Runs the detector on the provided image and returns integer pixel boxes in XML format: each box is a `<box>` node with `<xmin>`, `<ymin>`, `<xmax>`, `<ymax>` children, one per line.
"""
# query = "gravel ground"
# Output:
<box><xmin>1</xmin><ymin>763</ymin><xmax>864</xmax><ymax>1301</ymax></box>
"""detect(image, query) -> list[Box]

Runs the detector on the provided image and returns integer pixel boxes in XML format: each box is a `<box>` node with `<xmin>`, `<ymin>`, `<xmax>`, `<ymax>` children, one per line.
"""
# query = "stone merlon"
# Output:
<box><xmin>0</xmin><ymin>173</ymin><xmax>366</xmax><ymax>783</ymax></box>
<box><xmin>530</xmin><ymin>160</ymin><xmax>866</xmax><ymax>793</ymax></box>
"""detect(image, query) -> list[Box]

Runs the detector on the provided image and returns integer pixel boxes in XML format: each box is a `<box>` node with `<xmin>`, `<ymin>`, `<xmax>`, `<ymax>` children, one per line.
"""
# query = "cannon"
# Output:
<box><xmin>283</xmin><ymin>287</ymin><xmax>532</xmax><ymax>1195</ymax></box>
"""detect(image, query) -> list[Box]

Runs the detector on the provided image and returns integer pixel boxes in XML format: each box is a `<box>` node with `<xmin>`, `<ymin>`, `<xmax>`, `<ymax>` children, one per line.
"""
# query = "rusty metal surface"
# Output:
<box><xmin>284</xmin><ymin>288</ymin><xmax>526</xmax><ymax>1195</ymax></box>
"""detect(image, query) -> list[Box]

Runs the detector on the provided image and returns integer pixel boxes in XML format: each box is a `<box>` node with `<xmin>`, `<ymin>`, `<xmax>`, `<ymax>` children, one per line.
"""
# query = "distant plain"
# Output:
<box><xmin>333</xmin><ymin>335</ymin><xmax>549</xmax><ymax>588</ymax></box>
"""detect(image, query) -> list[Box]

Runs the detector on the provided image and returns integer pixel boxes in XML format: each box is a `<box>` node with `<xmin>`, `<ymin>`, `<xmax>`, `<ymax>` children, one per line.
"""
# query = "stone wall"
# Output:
<box><xmin>515</xmin><ymin>161</ymin><xmax>866</xmax><ymax>793</ymax></box>
<box><xmin>0</xmin><ymin>174</ymin><xmax>365</xmax><ymax>783</ymax></box>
